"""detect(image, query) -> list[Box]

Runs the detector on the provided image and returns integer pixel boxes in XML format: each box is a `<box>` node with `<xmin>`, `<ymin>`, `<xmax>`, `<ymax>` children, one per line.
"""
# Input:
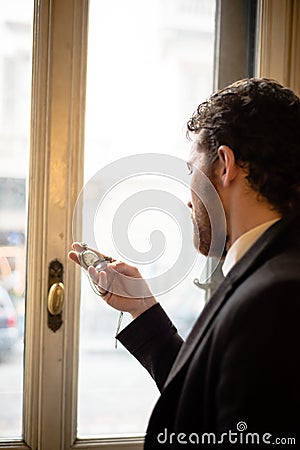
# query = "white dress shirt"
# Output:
<box><xmin>222</xmin><ymin>218</ymin><xmax>281</xmax><ymax>277</ymax></box>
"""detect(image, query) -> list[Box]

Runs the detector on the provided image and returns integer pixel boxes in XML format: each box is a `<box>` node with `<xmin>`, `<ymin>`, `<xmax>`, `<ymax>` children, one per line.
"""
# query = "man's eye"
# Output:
<box><xmin>186</xmin><ymin>162</ymin><xmax>193</xmax><ymax>175</ymax></box>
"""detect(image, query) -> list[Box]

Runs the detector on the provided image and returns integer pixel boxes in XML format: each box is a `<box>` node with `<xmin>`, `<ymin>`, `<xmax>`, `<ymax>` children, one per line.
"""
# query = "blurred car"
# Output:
<box><xmin>0</xmin><ymin>285</ymin><xmax>18</xmax><ymax>355</ymax></box>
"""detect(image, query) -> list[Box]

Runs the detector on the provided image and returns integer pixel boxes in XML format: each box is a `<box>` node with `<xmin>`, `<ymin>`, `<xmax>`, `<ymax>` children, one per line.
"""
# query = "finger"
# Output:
<box><xmin>99</xmin><ymin>271</ymin><xmax>108</xmax><ymax>292</ymax></box>
<box><xmin>88</xmin><ymin>266</ymin><xmax>100</xmax><ymax>284</ymax></box>
<box><xmin>111</xmin><ymin>261</ymin><xmax>141</xmax><ymax>278</ymax></box>
<box><xmin>111</xmin><ymin>261</ymin><xmax>135</xmax><ymax>273</ymax></box>
<box><xmin>88</xmin><ymin>266</ymin><xmax>109</xmax><ymax>293</ymax></box>
<box><xmin>72</xmin><ymin>242</ymin><xmax>89</xmax><ymax>253</ymax></box>
<box><xmin>88</xmin><ymin>266</ymin><xmax>110</xmax><ymax>297</ymax></box>
<box><xmin>68</xmin><ymin>250</ymin><xmax>80</xmax><ymax>265</ymax></box>
<box><xmin>111</xmin><ymin>262</ymin><xmax>154</xmax><ymax>298</ymax></box>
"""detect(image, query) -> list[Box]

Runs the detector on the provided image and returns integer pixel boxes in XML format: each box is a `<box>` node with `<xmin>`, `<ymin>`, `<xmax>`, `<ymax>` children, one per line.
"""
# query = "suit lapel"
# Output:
<box><xmin>163</xmin><ymin>212</ymin><xmax>299</xmax><ymax>390</ymax></box>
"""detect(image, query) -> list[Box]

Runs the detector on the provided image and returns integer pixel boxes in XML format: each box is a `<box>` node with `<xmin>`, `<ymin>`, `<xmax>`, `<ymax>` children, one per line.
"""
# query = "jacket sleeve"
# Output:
<box><xmin>116</xmin><ymin>303</ymin><xmax>184</xmax><ymax>391</ymax></box>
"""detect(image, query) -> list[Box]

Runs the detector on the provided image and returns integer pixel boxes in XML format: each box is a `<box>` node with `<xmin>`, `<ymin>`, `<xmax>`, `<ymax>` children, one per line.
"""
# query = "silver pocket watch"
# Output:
<box><xmin>79</xmin><ymin>246</ymin><xmax>114</xmax><ymax>272</ymax></box>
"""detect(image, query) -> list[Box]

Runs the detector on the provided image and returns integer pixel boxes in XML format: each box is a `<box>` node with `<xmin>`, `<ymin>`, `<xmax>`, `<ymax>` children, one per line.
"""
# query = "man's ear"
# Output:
<box><xmin>217</xmin><ymin>145</ymin><xmax>238</xmax><ymax>187</ymax></box>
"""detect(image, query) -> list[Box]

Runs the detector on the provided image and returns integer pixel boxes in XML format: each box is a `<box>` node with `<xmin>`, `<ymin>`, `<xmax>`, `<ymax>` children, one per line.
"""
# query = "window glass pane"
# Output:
<box><xmin>0</xmin><ymin>1</ymin><xmax>33</xmax><ymax>439</ymax></box>
<box><xmin>78</xmin><ymin>0</ymin><xmax>216</xmax><ymax>437</ymax></box>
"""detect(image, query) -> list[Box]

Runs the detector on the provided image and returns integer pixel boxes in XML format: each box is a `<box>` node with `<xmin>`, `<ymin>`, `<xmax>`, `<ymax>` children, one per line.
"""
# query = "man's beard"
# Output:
<box><xmin>192</xmin><ymin>201</ymin><xmax>212</xmax><ymax>257</ymax></box>
<box><xmin>192</xmin><ymin>199</ymin><xmax>228</xmax><ymax>258</ymax></box>
<box><xmin>190</xmin><ymin>161</ymin><xmax>228</xmax><ymax>259</ymax></box>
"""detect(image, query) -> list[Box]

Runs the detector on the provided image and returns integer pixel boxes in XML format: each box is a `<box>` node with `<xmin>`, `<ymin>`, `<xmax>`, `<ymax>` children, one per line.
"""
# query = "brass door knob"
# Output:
<box><xmin>48</xmin><ymin>282</ymin><xmax>65</xmax><ymax>315</ymax></box>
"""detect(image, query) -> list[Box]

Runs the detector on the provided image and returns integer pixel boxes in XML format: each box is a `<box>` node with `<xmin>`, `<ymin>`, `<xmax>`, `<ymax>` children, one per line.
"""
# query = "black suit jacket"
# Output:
<box><xmin>118</xmin><ymin>212</ymin><xmax>300</xmax><ymax>448</ymax></box>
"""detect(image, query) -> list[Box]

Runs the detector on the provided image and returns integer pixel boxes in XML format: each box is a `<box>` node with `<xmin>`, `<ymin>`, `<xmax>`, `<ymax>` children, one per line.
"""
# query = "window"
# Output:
<box><xmin>0</xmin><ymin>0</ymin><xmax>32</xmax><ymax>440</ymax></box>
<box><xmin>77</xmin><ymin>0</ymin><xmax>216</xmax><ymax>438</ymax></box>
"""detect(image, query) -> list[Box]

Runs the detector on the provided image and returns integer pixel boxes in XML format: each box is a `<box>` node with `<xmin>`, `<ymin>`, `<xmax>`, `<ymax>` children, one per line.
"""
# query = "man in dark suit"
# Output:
<box><xmin>69</xmin><ymin>78</ymin><xmax>300</xmax><ymax>448</ymax></box>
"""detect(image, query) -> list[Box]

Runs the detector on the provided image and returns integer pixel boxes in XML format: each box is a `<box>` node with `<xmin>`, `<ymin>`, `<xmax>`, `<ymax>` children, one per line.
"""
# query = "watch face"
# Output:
<box><xmin>81</xmin><ymin>250</ymin><xmax>100</xmax><ymax>269</ymax></box>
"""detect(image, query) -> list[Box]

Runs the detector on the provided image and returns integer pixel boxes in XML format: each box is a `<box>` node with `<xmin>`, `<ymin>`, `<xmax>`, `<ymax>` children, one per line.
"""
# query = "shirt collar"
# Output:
<box><xmin>222</xmin><ymin>218</ymin><xmax>281</xmax><ymax>277</ymax></box>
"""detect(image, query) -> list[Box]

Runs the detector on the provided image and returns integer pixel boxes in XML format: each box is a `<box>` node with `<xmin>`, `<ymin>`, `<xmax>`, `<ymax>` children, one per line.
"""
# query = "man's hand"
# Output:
<box><xmin>68</xmin><ymin>242</ymin><xmax>157</xmax><ymax>319</ymax></box>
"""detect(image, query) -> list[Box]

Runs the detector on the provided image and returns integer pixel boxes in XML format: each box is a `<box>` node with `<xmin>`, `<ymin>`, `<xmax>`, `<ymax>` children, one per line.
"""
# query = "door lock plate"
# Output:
<box><xmin>47</xmin><ymin>259</ymin><xmax>64</xmax><ymax>332</ymax></box>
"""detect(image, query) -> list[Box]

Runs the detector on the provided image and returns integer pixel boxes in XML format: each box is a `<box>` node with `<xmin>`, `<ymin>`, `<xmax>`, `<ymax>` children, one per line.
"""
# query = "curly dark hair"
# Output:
<box><xmin>187</xmin><ymin>78</ymin><xmax>300</xmax><ymax>215</ymax></box>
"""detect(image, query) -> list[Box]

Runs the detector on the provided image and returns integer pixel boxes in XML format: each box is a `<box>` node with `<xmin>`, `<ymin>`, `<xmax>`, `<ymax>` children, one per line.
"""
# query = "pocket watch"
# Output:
<box><xmin>78</xmin><ymin>243</ymin><xmax>113</xmax><ymax>271</ymax></box>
